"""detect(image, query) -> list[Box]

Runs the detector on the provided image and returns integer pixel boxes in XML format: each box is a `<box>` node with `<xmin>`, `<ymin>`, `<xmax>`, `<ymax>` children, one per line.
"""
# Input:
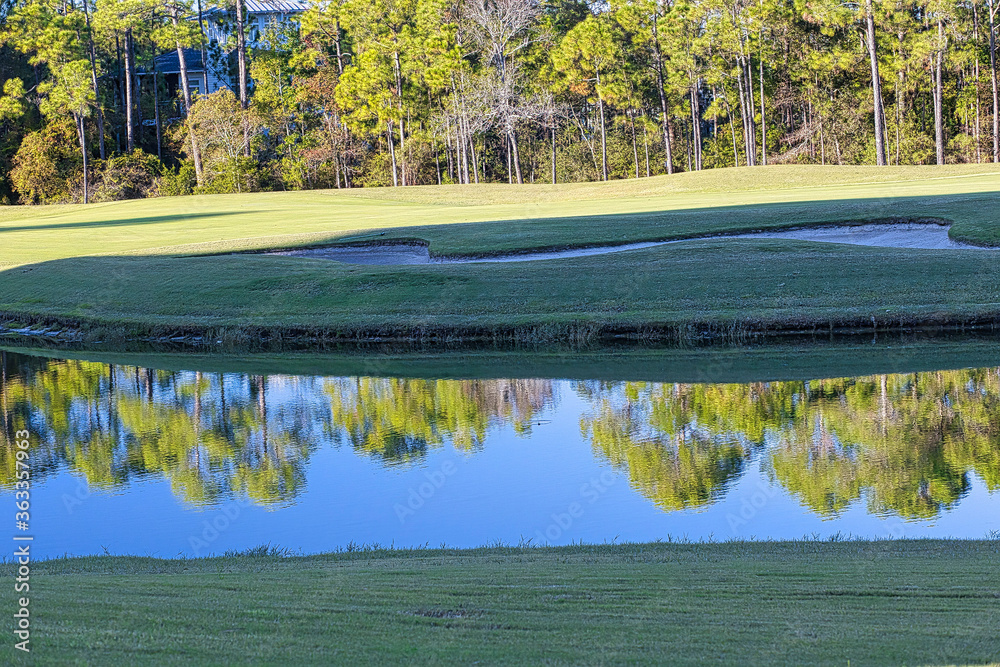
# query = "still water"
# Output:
<box><xmin>2</xmin><ymin>349</ymin><xmax>999</xmax><ymax>559</ymax></box>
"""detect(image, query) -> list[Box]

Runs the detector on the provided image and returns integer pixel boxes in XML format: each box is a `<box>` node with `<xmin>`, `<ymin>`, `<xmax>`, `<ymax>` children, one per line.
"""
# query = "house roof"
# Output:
<box><xmin>244</xmin><ymin>0</ymin><xmax>308</xmax><ymax>12</ymax></box>
<box><xmin>151</xmin><ymin>48</ymin><xmax>205</xmax><ymax>75</ymax></box>
<box><xmin>204</xmin><ymin>0</ymin><xmax>307</xmax><ymax>15</ymax></box>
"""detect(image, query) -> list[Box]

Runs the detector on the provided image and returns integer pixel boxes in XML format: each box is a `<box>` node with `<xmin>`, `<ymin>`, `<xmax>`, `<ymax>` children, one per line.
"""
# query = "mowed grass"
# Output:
<box><xmin>0</xmin><ymin>164</ymin><xmax>999</xmax><ymax>267</ymax></box>
<box><xmin>3</xmin><ymin>240</ymin><xmax>1000</xmax><ymax>338</ymax></box>
<box><xmin>2</xmin><ymin>164</ymin><xmax>1000</xmax><ymax>340</ymax></box>
<box><xmin>5</xmin><ymin>540</ymin><xmax>999</xmax><ymax>665</ymax></box>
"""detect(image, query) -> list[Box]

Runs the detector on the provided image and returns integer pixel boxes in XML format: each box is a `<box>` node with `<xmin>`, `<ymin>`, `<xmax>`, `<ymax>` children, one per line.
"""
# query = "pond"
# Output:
<box><xmin>2</xmin><ymin>347</ymin><xmax>999</xmax><ymax>559</ymax></box>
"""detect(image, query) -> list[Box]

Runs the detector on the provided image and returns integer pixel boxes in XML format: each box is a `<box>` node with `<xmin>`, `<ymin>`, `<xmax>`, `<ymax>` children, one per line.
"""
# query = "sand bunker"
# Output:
<box><xmin>269</xmin><ymin>222</ymin><xmax>994</xmax><ymax>265</ymax></box>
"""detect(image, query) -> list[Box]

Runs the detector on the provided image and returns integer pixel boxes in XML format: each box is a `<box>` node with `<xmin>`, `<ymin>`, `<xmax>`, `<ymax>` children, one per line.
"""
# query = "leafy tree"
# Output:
<box><xmin>184</xmin><ymin>89</ymin><xmax>263</xmax><ymax>192</ymax></box>
<box><xmin>9</xmin><ymin>119</ymin><xmax>81</xmax><ymax>203</ymax></box>
<box><xmin>553</xmin><ymin>14</ymin><xmax>623</xmax><ymax>180</ymax></box>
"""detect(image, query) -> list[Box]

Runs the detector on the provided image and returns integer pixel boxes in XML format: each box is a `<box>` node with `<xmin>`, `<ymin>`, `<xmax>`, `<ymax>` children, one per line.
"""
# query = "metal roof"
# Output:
<box><xmin>204</xmin><ymin>0</ymin><xmax>307</xmax><ymax>15</ymax></box>
<box><xmin>244</xmin><ymin>0</ymin><xmax>307</xmax><ymax>12</ymax></box>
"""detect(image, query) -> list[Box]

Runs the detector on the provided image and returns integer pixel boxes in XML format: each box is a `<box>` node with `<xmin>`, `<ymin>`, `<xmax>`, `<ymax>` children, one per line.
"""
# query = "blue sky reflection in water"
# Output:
<box><xmin>2</xmin><ymin>351</ymin><xmax>1000</xmax><ymax>559</ymax></box>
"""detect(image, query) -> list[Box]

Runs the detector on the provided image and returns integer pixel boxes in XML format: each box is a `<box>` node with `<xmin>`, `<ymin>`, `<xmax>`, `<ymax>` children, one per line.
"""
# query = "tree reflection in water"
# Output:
<box><xmin>323</xmin><ymin>377</ymin><xmax>554</xmax><ymax>464</ymax></box>
<box><xmin>1</xmin><ymin>350</ymin><xmax>999</xmax><ymax>519</ymax></box>
<box><xmin>0</xmin><ymin>353</ymin><xmax>555</xmax><ymax>506</ymax></box>
<box><xmin>577</xmin><ymin>369</ymin><xmax>1000</xmax><ymax>519</ymax></box>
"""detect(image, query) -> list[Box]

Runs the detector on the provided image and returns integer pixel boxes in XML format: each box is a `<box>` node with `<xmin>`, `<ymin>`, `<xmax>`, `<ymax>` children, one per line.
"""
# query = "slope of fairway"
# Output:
<box><xmin>0</xmin><ymin>164</ymin><xmax>999</xmax><ymax>269</ymax></box>
<box><xmin>1</xmin><ymin>165</ymin><xmax>1000</xmax><ymax>344</ymax></box>
<box><xmin>4</xmin><ymin>540</ymin><xmax>998</xmax><ymax>665</ymax></box>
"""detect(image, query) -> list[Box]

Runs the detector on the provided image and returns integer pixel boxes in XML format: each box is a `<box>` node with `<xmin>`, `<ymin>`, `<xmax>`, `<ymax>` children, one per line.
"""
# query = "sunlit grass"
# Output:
<box><xmin>0</xmin><ymin>164</ymin><xmax>998</xmax><ymax>268</ymax></box>
<box><xmin>1</xmin><ymin>164</ymin><xmax>999</xmax><ymax>343</ymax></box>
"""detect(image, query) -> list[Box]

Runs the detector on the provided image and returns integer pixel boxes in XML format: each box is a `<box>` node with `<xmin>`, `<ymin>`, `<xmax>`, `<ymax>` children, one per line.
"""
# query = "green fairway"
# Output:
<box><xmin>5</xmin><ymin>540</ymin><xmax>999</xmax><ymax>665</ymax></box>
<box><xmin>2</xmin><ymin>165</ymin><xmax>1000</xmax><ymax>343</ymax></box>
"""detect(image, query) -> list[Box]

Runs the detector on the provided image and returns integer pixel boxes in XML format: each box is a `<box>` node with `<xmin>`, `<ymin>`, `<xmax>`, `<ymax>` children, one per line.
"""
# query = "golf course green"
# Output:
<box><xmin>2</xmin><ymin>164</ymin><xmax>1000</xmax><ymax>345</ymax></box>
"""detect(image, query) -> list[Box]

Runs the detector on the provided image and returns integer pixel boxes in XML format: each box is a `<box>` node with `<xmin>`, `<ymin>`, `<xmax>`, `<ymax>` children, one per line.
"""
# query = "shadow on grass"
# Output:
<box><xmin>246</xmin><ymin>191</ymin><xmax>1000</xmax><ymax>254</ymax></box>
<box><xmin>0</xmin><ymin>211</ymin><xmax>249</xmax><ymax>234</ymax></box>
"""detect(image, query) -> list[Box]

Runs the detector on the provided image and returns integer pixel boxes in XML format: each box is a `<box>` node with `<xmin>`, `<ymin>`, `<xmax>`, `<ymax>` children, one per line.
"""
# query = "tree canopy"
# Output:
<box><xmin>0</xmin><ymin>0</ymin><xmax>999</xmax><ymax>201</ymax></box>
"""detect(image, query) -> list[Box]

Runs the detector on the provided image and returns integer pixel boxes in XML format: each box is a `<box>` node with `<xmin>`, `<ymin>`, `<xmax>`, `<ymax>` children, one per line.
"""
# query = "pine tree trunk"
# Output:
<box><xmin>597</xmin><ymin>71</ymin><xmax>608</xmax><ymax>181</ymax></box>
<box><xmin>643</xmin><ymin>119</ymin><xmax>650</xmax><ymax>177</ymax></box>
<box><xmin>629</xmin><ymin>110</ymin><xmax>639</xmax><ymax>178</ymax></box>
<box><xmin>236</xmin><ymin>0</ymin><xmax>248</xmax><ymax>105</ymax></box>
<box><xmin>457</xmin><ymin>113</ymin><xmax>467</xmax><ymax>184</ymax></box>
<box><xmin>651</xmin><ymin>17</ymin><xmax>674</xmax><ymax>173</ymax></box>
<box><xmin>974</xmin><ymin>1</ymin><xmax>982</xmax><ymax>163</ymax></box>
<box><xmin>865</xmin><ymin>0</ymin><xmax>888</xmax><ymax>165</ymax></box>
<box><xmin>934</xmin><ymin>45</ymin><xmax>945</xmax><ymax>165</ymax></box>
<box><xmin>116</xmin><ymin>35</ymin><xmax>124</xmax><ymax>149</ymax></box>
<box><xmin>435</xmin><ymin>134</ymin><xmax>441</xmax><ymax>185</ymax></box>
<box><xmin>470</xmin><ymin>135</ymin><xmax>480</xmax><ymax>183</ymax></box>
<box><xmin>744</xmin><ymin>56</ymin><xmax>758</xmax><ymax>165</ymax></box>
<box><xmin>77</xmin><ymin>114</ymin><xmax>89</xmax><ymax>204</ymax></box>
<box><xmin>896</xmin><ymin>70</ymin><xmax>903</xmax><ymax>164</ymax></box>
<box><xmin>990</xmin><ymin>0</ymin><xmax>999</xmax><ymax>162</ymax></box>
<box><xmin>197</xmin><ymin>0</ymin><xmax>209</xmax><ymax>92</ymax></box>
<box><xmin>334</xmin><ymin>20</ymin><xmax>345</xmax><ymax>74</ymax></box>
<box><xmin>393</xmin><ymin>49</ymin><xmax>406</xmax><ymax>186</ymax></box>
<box><xmin>506</xmin><ymin>134</ymin><xmax>513</xmax><ymax>183</ymax></box>
<box><xmin>153</xmin><ymin>69</ymin><xmax>162</xmax><ymax>159</ymax></box>
<box><xmin>551</xmin><ymin>126</ymin><xmax>557</xmax><ymax>184</ymax></box>
<box><xmin>124</xmin><ymin>30</ymin><xmax>135</xmax><ymax>152</ymax></box>
<box><xmin>81</xmin><ymin>0</ymin><xmax>105</xmax><ymax>159</ymax></box>
<box><xmin>130</xmin><ymin>33</ymin><xmax>142</xmax><ymax>146</ymax></box>
<box><xmin>174</xmin><ymin>15</ymin><xmax>204</xmax><ymax>185</ymax></box>
<box><xmin>690</xmin><ymin>83</ymin><xmax>702</xmax><ymax>170</ymax></box>
<box><xmin>759</xmin><ymin>51</ymin><xmax>766</xmax><ymax>166</ymax></box>
<box><xmin>235</xmin><ymin>0</ymin><xmax>249</xmax><ymax>156</ymax></box>
<box><xmin>934</xmin><ymin>19</ymin><xmax>946</xmax><ymax>164</ymax></box>
<box><xmin>445</xmin><ymin>114</ymin><xmax>454</xmax><ymax>181</ymax></box>
<box><xmin>387</xmin><ymin>122</ymin><xmax>398</xmax><ymax>187</ymax></box>
<box><xmin>726</xmin><ymin>98</ymin><xmax>740</xmax><ymax>166</ymax></box>
<box><xmin>737</xmin><ymin>59</ymin><xmax>756</xmax><ymax>166</ymax></box>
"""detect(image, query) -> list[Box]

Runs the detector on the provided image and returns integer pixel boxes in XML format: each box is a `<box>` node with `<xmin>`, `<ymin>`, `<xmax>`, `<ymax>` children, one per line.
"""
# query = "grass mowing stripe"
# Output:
<box><xmin>6</xmin><ymin>540</ymin><xmax>998</xmax><ymax>665</ymax></box>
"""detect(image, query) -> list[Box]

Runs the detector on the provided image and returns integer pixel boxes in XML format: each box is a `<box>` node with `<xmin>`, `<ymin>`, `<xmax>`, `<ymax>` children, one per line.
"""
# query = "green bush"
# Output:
<box><xmin>196</xmin><ymin>156</ymin><xmax>270</xmax><ymax>194</ymax></box>
<box><xmin>93</xmin><ymin>151</ymin><xmax>164</xmax><ymax>201</ymax></box>
<box><xmin>157</xmin><ymin>161</ymin><xmax>198</xmax><ymax>197</ymax></box>
<box><xmin>9</xmin><ymin>120</ymin><xmax>81</xmax><ymax>204</ymax></box>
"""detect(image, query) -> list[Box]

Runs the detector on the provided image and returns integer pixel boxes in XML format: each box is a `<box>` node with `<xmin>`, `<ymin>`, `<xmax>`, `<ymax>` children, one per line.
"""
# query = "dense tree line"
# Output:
<box><xmin>1</xmin><ymin>0</ymin><xmax>1000</xmax><ymax>204</ymax></box>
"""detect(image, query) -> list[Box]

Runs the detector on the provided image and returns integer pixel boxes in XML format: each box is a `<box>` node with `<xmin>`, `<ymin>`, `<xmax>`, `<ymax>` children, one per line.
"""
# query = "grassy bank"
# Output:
<box><xmin>4</xmin><ymin>239</ymin><xmax>1000</xmax><ymax>344</ymax></box>
<box><xmin>5</xmin><ymin>540</ymin><xmax>999</xmax><ymax>665</ymax></box>
<box><xmin>5</xmin><ymin>335</ymin><xmax>1000</xmax><ymax>384</ymax></box>
<box><xmin>2</xmin><ymin>165</ymin><xmax>1000</xmax><ymax>345</ymax></box>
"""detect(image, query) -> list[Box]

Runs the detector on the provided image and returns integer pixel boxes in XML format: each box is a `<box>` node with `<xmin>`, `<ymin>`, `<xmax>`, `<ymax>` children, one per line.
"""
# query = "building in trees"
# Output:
<box><xmin>150</xmin><ymin>0</ymin><xmax>307</xmax><ymax>101</ymax></box>
<box><xmin>202</xmin><ymin>0</ymin><xmax>307</xmax><ymax>49</ymax></box>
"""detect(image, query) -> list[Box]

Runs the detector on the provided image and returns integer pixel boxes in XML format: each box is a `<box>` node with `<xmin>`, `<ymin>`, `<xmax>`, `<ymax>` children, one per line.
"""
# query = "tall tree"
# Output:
<box><xmin>94</xmin><ymin>0</ymin><xmax>157</xmax><ymax>152</ymax></box>
<box><xmin>554</xmin><ymin>14</ymin><xmax>622</xmax><ymax>180</ymax></box>
<box><xmin>40</xmin><ymin>60</ymin><xmax>96</xmax><ymax>202</ymax></box>
<box><xmin>467</xmin><ymin>0</ymin><xmax>541</xmax><ymax>184</ymax></box>
<box><xmin>156</xmin><ymin>0</ymin><xmax>205</xmax><ymax>183</ymax></box>
<box><xmin>989</xmin><ymin>0</ymin><xmax>999</xmax><ymax>161</ymax></box>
